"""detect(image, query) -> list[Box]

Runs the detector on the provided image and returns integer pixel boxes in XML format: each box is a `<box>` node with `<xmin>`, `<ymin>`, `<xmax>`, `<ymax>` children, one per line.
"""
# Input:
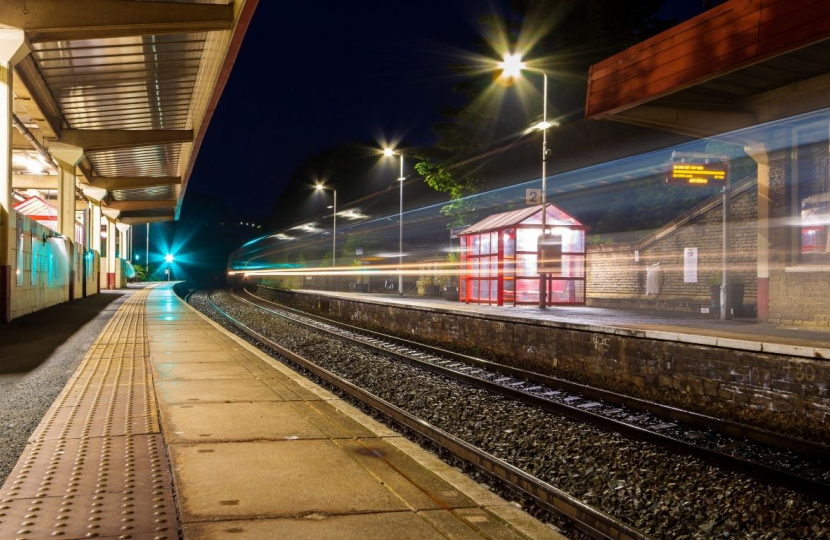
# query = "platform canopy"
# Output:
<box><xmin>5</xmin><ymin>0</ymin><xmax>257</xmax><ymax>225</ymax></box>
<box><xmin>585</xmin><ymin>0</ymin><xmax>830</xmax><ymax>137</ymax></box>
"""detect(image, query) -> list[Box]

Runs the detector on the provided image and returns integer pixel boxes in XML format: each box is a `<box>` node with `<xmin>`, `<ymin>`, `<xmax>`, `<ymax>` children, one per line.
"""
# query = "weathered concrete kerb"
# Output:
<box><xmin>254</xmin><ymin>287</ymin><xmax>830</xmax><ymax>442</ymax></box>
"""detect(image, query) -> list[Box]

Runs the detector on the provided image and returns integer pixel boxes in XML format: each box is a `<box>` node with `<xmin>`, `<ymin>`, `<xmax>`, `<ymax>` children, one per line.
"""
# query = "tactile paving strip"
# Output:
<box><xmin>0</xmin><ymin>286</ymin><xmax>181</xmax><ymax>540</ymax></box>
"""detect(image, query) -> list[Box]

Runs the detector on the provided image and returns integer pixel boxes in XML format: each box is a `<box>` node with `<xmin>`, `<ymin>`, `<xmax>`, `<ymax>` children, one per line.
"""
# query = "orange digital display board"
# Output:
<box><xmin>663</xmin><ymin>153</ymin><xmax>728</xmax><ymax>187</ymax></box>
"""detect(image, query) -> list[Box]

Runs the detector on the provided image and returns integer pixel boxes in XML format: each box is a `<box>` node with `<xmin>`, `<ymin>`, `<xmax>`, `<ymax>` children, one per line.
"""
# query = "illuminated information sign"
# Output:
<box><xmin>664</xmin><ymin>153</ymin><xmax>729</xmax><ymax>187</ymax></box>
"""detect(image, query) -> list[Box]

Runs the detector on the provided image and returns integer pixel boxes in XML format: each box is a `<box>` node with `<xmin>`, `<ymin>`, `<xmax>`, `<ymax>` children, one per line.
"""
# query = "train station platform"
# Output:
<box><xmin>0</xmin><ymin>284</ymin><xmax>563</xmax><ymax>540</ymax></box>
<box><xmin>293</xmin><ymin>289</ymin><xmax>830</xmax><ymax>359</ymax></box>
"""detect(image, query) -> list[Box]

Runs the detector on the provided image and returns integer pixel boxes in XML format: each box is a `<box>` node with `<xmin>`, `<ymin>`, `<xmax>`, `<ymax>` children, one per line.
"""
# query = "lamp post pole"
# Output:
<box><xmin>398</xmin><ymin>154</ymin><xmax>404</xmax><ymax>296</ymax></box>
<box><xmin>145</xmin><ymin>223</ymin><xmax>149</xmax><ymax>274</ymax></box>
<box><xmin>315</xmin><ymin>184</ymin><xmax>337</xmax><ymax>267</ymax></box>
<box><xmin>383</xmin><ymin>148</ymin><xmax>405</xmax><ymax>296</ymax></box>
<box><xmin>496</xmin><ymin>54</ymin><xmax>553</xmax><ymax>310</ymax></box>
<box><xmin>539</xmin><ymin>72</ymin><xmax>549</xmax><ymax>309</ymax></box>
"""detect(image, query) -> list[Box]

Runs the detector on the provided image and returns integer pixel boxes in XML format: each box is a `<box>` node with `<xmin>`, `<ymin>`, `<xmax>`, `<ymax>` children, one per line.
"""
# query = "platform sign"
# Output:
<box><xmin>355</xmin><ymin>247</ymin><xmax>363</xmax><ymax>256</ymax></box>
<box><xmin>537</xmin><ymin>234</ymin><xmax>562</xmax><ymax>274</ymax></box>
<box><xmin>526</xmin><ymin>188</ymin><xmax>542</xmax><ymax>206</ymax></box>
<box><xmin>664</xmin><ymin>152</ymin><xmax>728</xmax><ymax>187</ymax></box>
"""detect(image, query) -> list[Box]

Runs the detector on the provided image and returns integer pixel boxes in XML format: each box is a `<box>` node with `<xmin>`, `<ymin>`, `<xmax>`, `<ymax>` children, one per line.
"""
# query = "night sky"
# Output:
<box><xmin>186</xmin><ymin>0</ymin><xmax>709</xmax><ymax>218</ymax></box>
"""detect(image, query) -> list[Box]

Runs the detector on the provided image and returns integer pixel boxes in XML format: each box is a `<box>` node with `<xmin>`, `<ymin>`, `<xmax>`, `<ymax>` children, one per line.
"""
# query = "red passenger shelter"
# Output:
<box><xmin>459</xmin><ymin>203</ymin><xmax>587</xmax><ymax>306</ymax></box>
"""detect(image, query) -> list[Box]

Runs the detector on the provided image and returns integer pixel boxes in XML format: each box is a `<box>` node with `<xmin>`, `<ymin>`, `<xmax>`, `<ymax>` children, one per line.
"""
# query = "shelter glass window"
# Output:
<box><xmin>481</xmin><ymin>233</ymin><xmax>490</xmax><ymax>255</ymax></box>
<box><xmin>517</xmin><ymin>254</ymin><xmax>537</xmax><ymax>277</ymax></box>
<box><xmin>471</xmin><ymin>235</ymin><xmax>480</xmax><ymax>256</ymax></box>
<box><xmin>796</xmin><ymin>124</ymin><xmax>830</xmax><ymax>265</ymax></box>
<box><xmin>516</xmin><ymin>278</ymin><xmax>539</xmax><ymax>303</ymax></box>
<box><xmin>503</xmin><ymin>230</ymin><xmax>515</xmax><ymax>257</ymax></box>
<box><xmin>516</xmin><ymin>229</ymin><xmax>540</xmax><ymax>252</ymax></box>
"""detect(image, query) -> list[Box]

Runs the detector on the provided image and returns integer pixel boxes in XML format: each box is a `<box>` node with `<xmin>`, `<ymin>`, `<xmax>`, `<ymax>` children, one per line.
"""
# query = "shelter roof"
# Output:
<box><xmin>461</xmin><ymin>204</ymin><xmax>581</xmax><ymax>235</ymax></box>
<box><xmin>14</xmin><ymin>195</ymin><xmax>56</xmax><ymax>219</ymax></box>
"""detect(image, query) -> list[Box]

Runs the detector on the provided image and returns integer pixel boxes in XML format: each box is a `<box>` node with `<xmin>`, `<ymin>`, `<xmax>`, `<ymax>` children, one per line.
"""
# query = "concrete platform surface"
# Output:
<box><xmin>150</xmin><ymin>286</ymin><xmax>565</xmax><ymax>539</ymax></box>
<box><xmin>1</xmin><ymin>283</ymin><xmax>565</xmax><ymax>540</ymax></box>
<box><xmin>294</xmin><ymin>289</ymin><xmax>830</xmax><ymax>359</ymax></box>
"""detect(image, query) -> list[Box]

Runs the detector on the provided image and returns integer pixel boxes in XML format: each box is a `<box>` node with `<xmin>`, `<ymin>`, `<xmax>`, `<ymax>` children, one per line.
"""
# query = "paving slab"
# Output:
<box><xmin>171</xmin><ymin>439</ymin><xmax>414</xmax><ymax>520</ymax></box>
<box><xmin>157</xmin><ymin>378</ymin><xmax>286</xmax><ymax>404</ymax></box>
<box><xmin>153</xmin><ymin>361</ymin><xmax>257</xmax><ymax>380</ymax></box>
<box><xmin>162</xmin><ymin>401</ymin><xmax>370</xmax><ymax>443</ymax></box>
<box><xmin>183</xmin><ymin>510</ymin><xmax>519</xmax><ymax>540</ymax></box>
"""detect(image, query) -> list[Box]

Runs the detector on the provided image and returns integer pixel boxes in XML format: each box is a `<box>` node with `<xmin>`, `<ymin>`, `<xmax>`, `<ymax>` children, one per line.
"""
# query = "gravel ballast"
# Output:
<box><xmin>192</xmin><ymin>289</ymin><xmax>830</xmax><ymax>539</ymax></box>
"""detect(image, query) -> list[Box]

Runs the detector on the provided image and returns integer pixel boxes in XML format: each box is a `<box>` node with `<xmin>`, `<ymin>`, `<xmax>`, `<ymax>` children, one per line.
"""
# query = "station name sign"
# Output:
<box><xmin>663</xmin><ymin>152</ymin><xmax>729</xmax><ymax>187</ymax></box>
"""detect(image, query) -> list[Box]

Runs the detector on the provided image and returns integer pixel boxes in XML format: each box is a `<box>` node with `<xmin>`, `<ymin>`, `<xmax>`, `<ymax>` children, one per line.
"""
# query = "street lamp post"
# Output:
<box><xmin>384</xmin><ymin>148</ymin><xmax>405</xmax><ymax>296</ymax></box>
<box><xmin>498</xmin><ymin>53</ymin><xmax>554</xmax><ymax>309</ymax></box>
<box><xmin>315</xmin><ymin>184</ymin><xmax>337</xmax><ymax>267</ymax></box>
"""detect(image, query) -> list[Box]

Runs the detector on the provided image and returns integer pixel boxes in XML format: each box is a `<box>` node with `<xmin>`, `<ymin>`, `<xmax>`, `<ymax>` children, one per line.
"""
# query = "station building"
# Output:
<box><xmin>585</xmin><ymin>0</ymin><xmax>830</xmax><ymax>326</ymax></box>
<box><xmin>0</xmin><ymin>0</ymin><xmax>255</xmax><ymax>321</ymax></box>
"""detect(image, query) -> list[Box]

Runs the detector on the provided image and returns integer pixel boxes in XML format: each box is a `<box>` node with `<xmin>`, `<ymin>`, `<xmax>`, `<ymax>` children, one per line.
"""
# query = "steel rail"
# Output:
<box><xmin>248</xmin><ymin>286</ymin><xmax>830</xmax><ymax>460</ymax></box>
<box><xmin>204</xmin><ymin>290</ymin><xmax>649</xmax><ymax>540</ymax></box>
<box><xmin>236</xmin><ymin>287</ymin><xmax>830</xmax><ymax>502</ymax></box>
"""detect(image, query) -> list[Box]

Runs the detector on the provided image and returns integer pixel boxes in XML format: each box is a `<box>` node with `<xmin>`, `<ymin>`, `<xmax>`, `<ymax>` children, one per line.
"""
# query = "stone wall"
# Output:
<box><xmin>586</xmin><ymin>179</ymin><xmax>758</xmax><ymax>311</ymax></box>
<box><xmin>258</xmin><ymin>287</ymin><xmax>830</xmax><ymax>441</ymax></box>
<box><xmin>765</xmin><ymin>127</ymin><xmax>830</xmax><ymax>326</ymax></box>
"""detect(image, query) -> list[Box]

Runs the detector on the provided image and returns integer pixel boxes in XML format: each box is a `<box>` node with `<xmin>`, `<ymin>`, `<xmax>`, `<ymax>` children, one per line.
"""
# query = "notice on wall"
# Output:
<box><xmin>683</xmin><ymin>247</ymin><xmax>698</xmax><ymax>283</ymax></box>
<box><xmin>634</xmin><ymin>249</ymin><xmax>640</xmax><ymax>262</ymax></box>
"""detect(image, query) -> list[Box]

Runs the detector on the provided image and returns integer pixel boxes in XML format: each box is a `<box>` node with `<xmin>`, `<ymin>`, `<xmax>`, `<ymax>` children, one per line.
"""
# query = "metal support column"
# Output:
<box><xmin>720</xmin><ymin>179</ymin><xmax>732</xmax><ymax>321</ymax></box>
<box><xmin>0</xmin><ymin>31</ymin><xmax>28</xmax><ymax>322</ymax></box>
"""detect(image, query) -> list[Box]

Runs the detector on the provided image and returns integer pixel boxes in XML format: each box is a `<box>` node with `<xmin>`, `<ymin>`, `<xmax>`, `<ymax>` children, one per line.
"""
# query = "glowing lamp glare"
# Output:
<box><xmin>499</xmin><ymin>53</ymin><xmax>525</xmax><ymax>79</ymax></box>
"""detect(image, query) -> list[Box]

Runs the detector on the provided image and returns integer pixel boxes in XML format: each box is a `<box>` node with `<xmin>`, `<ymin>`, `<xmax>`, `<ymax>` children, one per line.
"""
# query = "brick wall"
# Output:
<box><xmin>587</xmin><ymin>180</ymin><xmax>758</xmax><ymax>310</ymax></box>
<box><xmin>258</xmin><ymin>287</ymin><xmax>829</xmax><ymax>441</ymax></box>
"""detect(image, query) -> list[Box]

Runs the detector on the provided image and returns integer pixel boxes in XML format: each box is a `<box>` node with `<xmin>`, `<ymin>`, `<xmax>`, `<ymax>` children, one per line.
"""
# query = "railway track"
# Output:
<box><xmin>236</xmin><ymin>286</ymin><xmax>830</xmax><ymax>502</ymax></box>
<box><xmin>202</xmin><ymin>289</ymin><xmax>647</xmax><ymax>540</ymax></box>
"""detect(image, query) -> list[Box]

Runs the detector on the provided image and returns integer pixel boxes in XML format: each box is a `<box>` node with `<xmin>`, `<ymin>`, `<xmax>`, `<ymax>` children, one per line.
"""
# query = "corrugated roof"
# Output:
<box><xmin>14</xmin><ymin>195</ymin><xmax>57</xmax><ymax>219</ymax></box>
<box><xmin>461</xmin><ymin>203</ymin><xmax>582</xmax><ymax>235</ymax></box>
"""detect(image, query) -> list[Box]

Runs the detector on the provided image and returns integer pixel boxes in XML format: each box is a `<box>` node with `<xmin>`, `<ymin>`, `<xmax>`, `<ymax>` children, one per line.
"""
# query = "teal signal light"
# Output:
<box><xmin>165</xmin><ymin>254</ymin><xmax>174</xmax><ymax>263</ymax></box>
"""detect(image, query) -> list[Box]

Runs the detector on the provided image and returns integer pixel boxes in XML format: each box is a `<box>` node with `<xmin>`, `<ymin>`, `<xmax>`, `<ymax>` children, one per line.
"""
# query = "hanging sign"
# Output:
<box><xmin>537</xmin><ymin>234</ymin><xmax>562</xmax><ymax>274</ymax></box>
<box><xmin>526</xmin><ymin>188</ymin><xmax>542</xmax><ymax>206</ymax></box>
<box><xmin>664</xmin><ymin>152</ymin><xmax>729</xmax><ymax>187</ymax></box>
<box><xmin>683</xmin><ymin>247</ymin><xmax>698</xmax><ymax>283</ymax></box>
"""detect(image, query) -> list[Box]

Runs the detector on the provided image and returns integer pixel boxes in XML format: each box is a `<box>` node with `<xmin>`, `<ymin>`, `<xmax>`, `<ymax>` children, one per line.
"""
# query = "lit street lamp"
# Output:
<box><xmin>498</xmin><ymin>53</ymin><xmax>557</xmax><ymax>309</ymax></box>
<box><xmin>383</xmin><ymin>147</ymin><xmax>405</xmax><ymax>296</ymax></box>
<box><xmin>164</xmin><ymin>253</ymin><xmax>174</xmax><ymax>281</ymax></box>
<box><xmin>315</xmin><ymin>184</ymin><xmax>337</xmax><ymax>266</ymax></box>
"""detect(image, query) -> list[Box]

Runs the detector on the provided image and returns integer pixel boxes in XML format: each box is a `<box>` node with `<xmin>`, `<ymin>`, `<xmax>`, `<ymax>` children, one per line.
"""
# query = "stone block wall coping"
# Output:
<box><xmin>785</xmin><ymin>265</ymin><xmax>830</xmax><ymax>273</ymax></box>
<box><xmin>290</xmin><ymin>289</ymin><xmax>830</xmax><ymax>361</ymax></box>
